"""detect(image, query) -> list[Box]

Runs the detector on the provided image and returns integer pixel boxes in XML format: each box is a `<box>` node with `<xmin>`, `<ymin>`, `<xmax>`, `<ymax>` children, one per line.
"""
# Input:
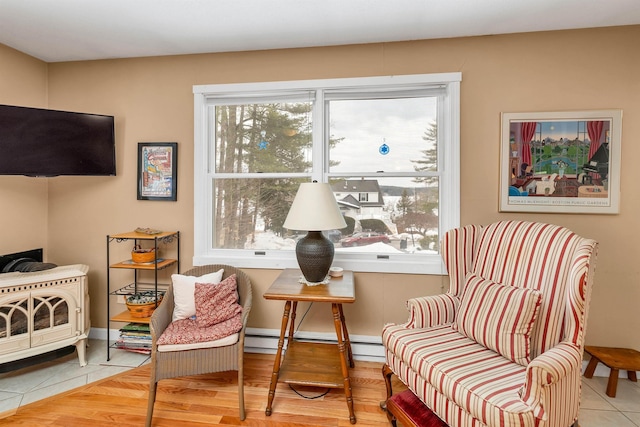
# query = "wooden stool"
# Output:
<box><xmin>385</xmin><ymin>389</ymin><xmax>448</xmax><ymax>427</ymax></box>
<box><xmin>583</xmin><ymin>346</ymin><xmax>640</xmax><ymax>397</ymax></box>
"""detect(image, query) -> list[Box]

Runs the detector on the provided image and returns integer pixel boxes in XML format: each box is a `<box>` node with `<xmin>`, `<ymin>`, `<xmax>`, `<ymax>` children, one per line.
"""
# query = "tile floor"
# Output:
<box><xmin>1</xmin><ymin>339</ymin><xmax>640</xmax><ymax>425</ymax></box>
<box><xmin>0</xmin><ymin>339</ymin><xmax>150</xmax><ymax>415</ymax></box>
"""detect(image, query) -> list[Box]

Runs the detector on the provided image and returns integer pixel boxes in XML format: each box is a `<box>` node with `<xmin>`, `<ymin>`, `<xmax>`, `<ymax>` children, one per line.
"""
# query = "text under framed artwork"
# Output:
<box><xmin>137</xmin><ymin>142</ymin><xmax>178</xmax><ymax>201</ymax></box>
<box><xmin>500</xmin><ymin>110</ymin><xmax>621</xmax><ymax>214</ymax></box>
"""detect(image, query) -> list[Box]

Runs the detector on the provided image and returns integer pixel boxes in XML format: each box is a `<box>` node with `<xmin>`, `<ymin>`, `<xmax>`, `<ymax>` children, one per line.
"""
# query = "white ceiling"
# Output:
<box><xmin>1</xmin><ymin>0</ymin><xmax>639</xmax><ymax>63</ymax></box>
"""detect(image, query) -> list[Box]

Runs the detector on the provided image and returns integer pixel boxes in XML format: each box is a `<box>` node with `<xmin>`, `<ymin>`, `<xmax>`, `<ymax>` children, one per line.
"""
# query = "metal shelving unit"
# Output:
<box><xmin>106</xmin><ymin>230</ymin><xmax>179</xmax><ymax>360</ymax></box>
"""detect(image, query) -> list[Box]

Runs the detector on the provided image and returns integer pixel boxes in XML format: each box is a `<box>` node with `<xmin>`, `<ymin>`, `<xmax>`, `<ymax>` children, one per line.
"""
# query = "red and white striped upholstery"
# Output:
<box><xmin>383</xmin><ymin>221</ymin><xmax>598</xmax><ymax>427</ymax></box>
<box><xmin>453</xmin><ymin>273</ymin><xmax>542</xmax><ymax>366</ymax></box>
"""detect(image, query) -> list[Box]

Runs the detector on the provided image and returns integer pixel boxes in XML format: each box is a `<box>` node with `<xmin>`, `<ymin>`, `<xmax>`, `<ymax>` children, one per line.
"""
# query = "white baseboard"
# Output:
<box><xmin>90</xmin><ymin>327</ymin><xmax>622</xmax><ymax>377</ymax></box>
<box><xmin>243</xmin><ymin>328</ymin><xmax>386</xmax><ymax>362</ymax></box>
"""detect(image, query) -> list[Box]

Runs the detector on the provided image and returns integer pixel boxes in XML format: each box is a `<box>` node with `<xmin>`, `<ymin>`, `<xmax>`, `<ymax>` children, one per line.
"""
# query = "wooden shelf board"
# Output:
<box><xmin>278</xmin><ymin>341</ymin><xmax>345</xmax><ymax>388</ymax></box>
<box><xmin>109</xmin><ymin>231</ymin><xmax>178</xmax><ymax>240</ymax></box>
<box><xmin>110</xmin><ymin>259</ymin><xmax>177</xmax><ymax>270</ymax></box>
<box><xmin>110</xmin><ymin>310</ymin><xmax>154</xmax><ymax>324</ymax></box>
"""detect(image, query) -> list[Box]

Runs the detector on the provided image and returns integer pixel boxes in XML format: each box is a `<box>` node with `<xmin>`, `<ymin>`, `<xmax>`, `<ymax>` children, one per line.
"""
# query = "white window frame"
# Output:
<box><xmin>193</xmin><ymin>73</ymin><xmax>461</xmax><ymax>275</ymax></box>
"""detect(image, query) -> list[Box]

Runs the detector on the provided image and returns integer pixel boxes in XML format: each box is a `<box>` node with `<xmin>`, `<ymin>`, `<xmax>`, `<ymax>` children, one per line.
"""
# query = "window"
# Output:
<box><xmin>531</xmin><ymin>121</ymin><xmax>594</xmax><ymax>176</ymax></box>
<box><xmin>194</xmin><ymin>73</ymin><xmax>461</xmax><ymax>274</ymax></box>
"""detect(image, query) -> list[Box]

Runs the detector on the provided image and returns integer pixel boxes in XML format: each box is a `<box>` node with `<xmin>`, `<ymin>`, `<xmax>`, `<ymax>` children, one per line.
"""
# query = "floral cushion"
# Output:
<box><xmin>157</xmin><ymin>332</ymin><xmax>239</xmax><ymax>353</ymax></box>
<box><xmin>453</xmin><ymin>273</ymin><xmax>542</xmax><ymax>366</ymax></box>
<box><xmin>194</xmin><ymin>274</ymin><xmax>242</xmax><ymax>328</ymax></box>
<box><xmin>171</xmin><ymin>268</ymin><xmax>224</xmax><ymax>322</ymax></box>
<box><xmin>157</xmin><ymin>314</ymin><xmax>242</xmax><ymax>346</ymax></box>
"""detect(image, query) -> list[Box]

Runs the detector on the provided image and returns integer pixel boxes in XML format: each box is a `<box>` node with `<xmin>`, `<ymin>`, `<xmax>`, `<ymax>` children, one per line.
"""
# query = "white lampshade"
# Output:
<box><xmin>283</xmin><ymin>182</ymin><xmax>347</xmax><ymax>231</ymax></box>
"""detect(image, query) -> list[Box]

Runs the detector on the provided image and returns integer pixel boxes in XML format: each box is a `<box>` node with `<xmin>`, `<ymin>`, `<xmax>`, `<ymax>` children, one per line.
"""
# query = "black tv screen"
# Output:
<box><xmin>0</xmin><ymin>104</ymin><xmax>115</xmax><ymax>176</ymax></box>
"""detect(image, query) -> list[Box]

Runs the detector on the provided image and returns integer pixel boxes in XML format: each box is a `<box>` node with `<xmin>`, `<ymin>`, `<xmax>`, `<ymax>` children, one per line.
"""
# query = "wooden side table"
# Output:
<box><xmin>584</xmin><ymin>345</ymin><xmax>640</xmax><ymax>397</ymax></box>
<box><xmin>263</xmin><ymin>268</ymin><xmax>357</xmax><ymax>424</ymax></box>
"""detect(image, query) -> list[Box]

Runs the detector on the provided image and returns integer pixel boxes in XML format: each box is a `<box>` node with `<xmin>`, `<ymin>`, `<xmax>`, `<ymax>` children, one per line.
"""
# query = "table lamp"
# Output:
<box><xmin>283</xmin><ymin>182</ymin><xmax>347</xmax><ymax>283</ymax></box>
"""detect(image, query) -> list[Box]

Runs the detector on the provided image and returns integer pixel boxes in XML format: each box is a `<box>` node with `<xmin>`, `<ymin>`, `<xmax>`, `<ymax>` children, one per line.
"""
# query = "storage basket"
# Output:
<box><xmin>131</xmin><ymin>245</ymin><xmax>156</xmax><ymax>263</ymax></box>
<box><xmin>126</xmin><ymin>291</ymin><xmax>164</xmax><ymax>318</ymax></box>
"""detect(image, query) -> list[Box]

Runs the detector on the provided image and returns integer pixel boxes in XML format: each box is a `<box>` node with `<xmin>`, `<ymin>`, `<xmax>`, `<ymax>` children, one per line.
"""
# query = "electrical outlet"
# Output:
<box><xmin>117</xmin><ymin>295</ymin><xmax>125</xmax><ymax>304</ymax></box>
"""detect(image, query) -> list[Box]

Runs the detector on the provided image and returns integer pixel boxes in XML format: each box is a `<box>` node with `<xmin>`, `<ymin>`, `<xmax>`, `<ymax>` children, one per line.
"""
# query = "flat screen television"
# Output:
<box><xmin>0</xmin><ymin>104</ymin><xmax>116</xmax><ymax>176</ymax></box>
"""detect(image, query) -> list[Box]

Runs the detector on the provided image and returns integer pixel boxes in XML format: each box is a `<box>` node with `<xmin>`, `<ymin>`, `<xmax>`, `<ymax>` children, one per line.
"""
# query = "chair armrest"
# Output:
<box><xmin>405</xmin><ymin>293</ymin><xmax>459</xmax><ymax>329</ymax></box>
<box><xmin>519</xmin><ymin>342</ymin><xmax>582</xmax><ymax>420</ymax></box>
<box><xmin>150</xmin><ymin>285</ymin><xmax>174</xmax><ymax>341</ymax></box>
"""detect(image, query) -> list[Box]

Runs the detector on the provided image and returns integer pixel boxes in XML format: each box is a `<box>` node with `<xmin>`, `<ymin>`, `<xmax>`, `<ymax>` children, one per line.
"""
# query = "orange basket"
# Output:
<box><xmin>131</xmin><ymin>245</ymin><xmax>156</xmax><ymax>263</ymax></box>
<box><xmin>126</xmin><ymin>291</ymin><xmax>164</xmax><ymax>318</ymax></box>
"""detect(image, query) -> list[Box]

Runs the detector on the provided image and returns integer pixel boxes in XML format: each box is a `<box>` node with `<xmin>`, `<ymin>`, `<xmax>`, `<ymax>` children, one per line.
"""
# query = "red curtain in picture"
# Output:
<box><xmin>587</xmin><ymin>121</ymin><xmax>604</xmax><ymax>180</ymax></box>
<box><xmin>587</xmin><ymin>121</ymin><xmax>604</xmax><ymax>160</ymax></box>
<box><xmin>520</xmin><ymin>122</ymin><xmax>537</xmax><ymax>168</ymax></box>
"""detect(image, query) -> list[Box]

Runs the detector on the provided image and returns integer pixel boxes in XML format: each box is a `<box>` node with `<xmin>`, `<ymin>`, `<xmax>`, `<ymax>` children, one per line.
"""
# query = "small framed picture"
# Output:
<box><xmin>137</xmin><ymin>142</ymin><xmax>177</xmax><ymax>201</ymax></box>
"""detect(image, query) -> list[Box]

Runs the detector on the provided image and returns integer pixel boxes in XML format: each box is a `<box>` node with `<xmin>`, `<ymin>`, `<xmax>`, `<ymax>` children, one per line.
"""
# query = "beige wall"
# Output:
<box><xmin>2</xmin><ymin>25</ymin><xmax>639</xmax><ymax>349</ymax></box>
<box><xmin>0</xmin><ymin>44</ymin><xmax>49</xmax><ymax>255</ymax></box>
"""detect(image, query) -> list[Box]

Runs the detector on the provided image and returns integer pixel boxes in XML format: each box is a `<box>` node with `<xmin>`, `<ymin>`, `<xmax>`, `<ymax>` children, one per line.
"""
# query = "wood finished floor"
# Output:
<box><xmin>0</xmin><ymin>353</ymin><xmax>406</xmax><ymax>426</ymax></box>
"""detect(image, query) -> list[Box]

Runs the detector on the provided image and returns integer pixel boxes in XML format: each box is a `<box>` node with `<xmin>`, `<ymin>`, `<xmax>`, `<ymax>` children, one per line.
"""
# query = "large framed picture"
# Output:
<box><xmin>137</xmin><ymin>142</ymin><xmax>177</xmax><ymax>201</ymax></box>
<box><xmin>500</xmin><ymin>110</ymin><xmax>621</xmax><ymax>214</ymax></box>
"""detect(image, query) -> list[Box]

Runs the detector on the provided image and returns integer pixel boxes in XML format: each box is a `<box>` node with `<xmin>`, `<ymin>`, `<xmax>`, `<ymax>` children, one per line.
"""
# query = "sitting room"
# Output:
<box><xmin>1</xmin><ymin>1</ymin><xmax>640</xmax><ymax>426</ymax></box>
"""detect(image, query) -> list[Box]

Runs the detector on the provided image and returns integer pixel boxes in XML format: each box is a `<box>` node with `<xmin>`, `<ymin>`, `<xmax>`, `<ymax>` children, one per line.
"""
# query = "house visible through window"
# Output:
<box><xmin>193</xmin><ymin>73</ymin><xmax>461</xmax><ymax>274</ymax></box>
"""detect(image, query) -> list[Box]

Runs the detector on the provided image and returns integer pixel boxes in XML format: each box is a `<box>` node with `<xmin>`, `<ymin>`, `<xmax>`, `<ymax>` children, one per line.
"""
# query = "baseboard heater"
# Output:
<box><xmin>94</xmin><ymin>326</ymin><xmax>385</xmax><ymax>362</ymax></box>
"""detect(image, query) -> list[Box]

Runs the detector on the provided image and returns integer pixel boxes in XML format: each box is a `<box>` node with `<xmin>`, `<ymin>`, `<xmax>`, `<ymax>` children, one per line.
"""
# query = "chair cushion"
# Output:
<box><xmin>453</xmin><ymin>273</ymin><xmax>542</xmax><ymax>365</ymax></box>
<box><xmin>382</xmin><ymin>323</ymin><xmax>534</xmax><ymax>426</ymax></box>
<box><xmin>157</xmin><ymin>332</ymin><xmax>239</xmax><ymax>352</ymax></box>
<box><xmin>194</xmin><ymin>274</ymin><xmax>242</xmax><ymax>328</ymax></box>
<box><xmin>157</xmin><ymin>313</ymin><xmax>242</xmax><ymax>347</ymax></box>
<box><xmin>171</xmin><ymin>268</ymin><xmax>224</xmax><ymax>321</ymax></box>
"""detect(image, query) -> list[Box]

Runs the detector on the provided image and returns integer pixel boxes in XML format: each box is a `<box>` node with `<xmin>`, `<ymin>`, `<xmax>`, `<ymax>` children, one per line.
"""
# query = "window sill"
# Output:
<box><xmin>193</xmin><ymin>251</ymin><xmax>446</xmax><ymax>275</ymax></box>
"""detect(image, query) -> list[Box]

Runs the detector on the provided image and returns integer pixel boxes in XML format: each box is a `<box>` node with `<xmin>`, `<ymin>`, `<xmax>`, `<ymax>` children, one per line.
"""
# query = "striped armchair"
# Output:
<box><xmin>382</xmin><ymin>221</ymin><xmax>598</xmax><ymax>427</ymax></box>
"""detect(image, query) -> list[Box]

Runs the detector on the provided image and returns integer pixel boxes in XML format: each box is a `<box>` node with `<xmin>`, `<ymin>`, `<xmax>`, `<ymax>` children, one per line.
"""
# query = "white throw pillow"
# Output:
<box><xmin>171</xmin><ymin>269</ymin><xmax>224</xmax><ymax>321</ymax></box>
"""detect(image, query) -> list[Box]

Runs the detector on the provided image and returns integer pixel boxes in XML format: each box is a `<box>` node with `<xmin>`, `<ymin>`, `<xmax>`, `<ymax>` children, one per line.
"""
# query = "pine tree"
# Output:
<box><xmin>214</xmin><ymin>103</ymin><xmax>313</xmax><ymax>249</ymax></box>
<box><xmin>396</xmin><ymin>188</ymin><xmax>414</xmax><ymax>217</ymax></box>
<box><xmin>411</xmin><ymin>121</ymin><xmax>437</xmax><ymax>186</ymax></box>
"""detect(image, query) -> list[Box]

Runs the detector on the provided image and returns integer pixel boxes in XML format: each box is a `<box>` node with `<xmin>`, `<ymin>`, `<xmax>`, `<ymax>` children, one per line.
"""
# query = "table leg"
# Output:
<box><xmin>606</xmin><ymin>369</ymin><xmax>620</xmax><ymax>397</ymax></box>
<box><xmin>584</xmin><ymin>356</ymin><xmax>599</xmax><ymax>378</ymax></box>
<box><xmin>333</xmin><ymin>303</ymin><xmax>356</xmax><ymax>424</ymax></box>
<box><xmin>288</xmin><ymin>301</ymin><xmax>298</xmax><ymax>341</ymax></box>
<box><xmin>266</xmin><ymin>300</ymin><xmax>292</xmax><ymax>416</ymax></box>
<box><xmin>338</xmin><ymin>303</ymin><xmax>354</xmax><ymax>368</ymax></box>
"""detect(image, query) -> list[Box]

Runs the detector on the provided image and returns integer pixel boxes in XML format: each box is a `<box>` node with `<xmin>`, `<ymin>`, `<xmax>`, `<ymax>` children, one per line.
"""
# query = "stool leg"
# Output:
<box><xmin>584</xmin><ymin>356</ymin><xmax>599</xmax><ymax>378</ymax></box>
<box><xmin>628</xmin><ymin>371</ymin><xmax>638</xmax><ymax>382</ymax></box>
<box><xmin>606</xmin><ymin>369</ymin><xmax>619</xmax><ymax>398</ymax></box>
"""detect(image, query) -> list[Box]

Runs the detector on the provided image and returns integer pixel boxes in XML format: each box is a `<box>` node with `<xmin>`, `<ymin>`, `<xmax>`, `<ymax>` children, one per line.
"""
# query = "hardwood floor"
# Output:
<box><xmin>0</xmin><ymin>353</ymin><xmax>405</xmax><ymax>426</ymax></box>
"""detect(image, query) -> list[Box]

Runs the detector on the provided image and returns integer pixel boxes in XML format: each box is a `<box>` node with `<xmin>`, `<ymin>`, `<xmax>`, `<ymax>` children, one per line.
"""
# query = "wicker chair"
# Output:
<box><xmin>145</xmin><ymin>265</ymin><xmax>253</xmax><ymax>426</ymax></box>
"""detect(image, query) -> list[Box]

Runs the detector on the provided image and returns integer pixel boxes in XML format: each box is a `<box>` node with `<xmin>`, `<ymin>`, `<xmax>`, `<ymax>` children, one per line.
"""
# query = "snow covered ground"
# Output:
<box><xmin>244</xmin><ymin>230</ymin><xmax>436</xmax><ymax>254</ymax></box>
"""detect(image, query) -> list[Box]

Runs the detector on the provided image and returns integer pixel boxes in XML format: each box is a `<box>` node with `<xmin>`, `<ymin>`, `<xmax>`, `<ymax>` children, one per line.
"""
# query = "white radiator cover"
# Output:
<box><xmin>0</xmin><ymin>264</ymin><xmax>90</xmax><ymax>366</ymax></box>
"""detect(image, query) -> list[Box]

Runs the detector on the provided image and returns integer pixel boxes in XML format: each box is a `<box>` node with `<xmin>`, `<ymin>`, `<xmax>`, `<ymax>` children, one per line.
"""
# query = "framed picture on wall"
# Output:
<box><xmin>499</xmin><ymin>110</ymin><xmax>622</xmax><ymax>214</ymax></box>
<box><xmin>137</xmin><ymin>142</ymin><xmax>178</xmax><ymax>201</ymax></box>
